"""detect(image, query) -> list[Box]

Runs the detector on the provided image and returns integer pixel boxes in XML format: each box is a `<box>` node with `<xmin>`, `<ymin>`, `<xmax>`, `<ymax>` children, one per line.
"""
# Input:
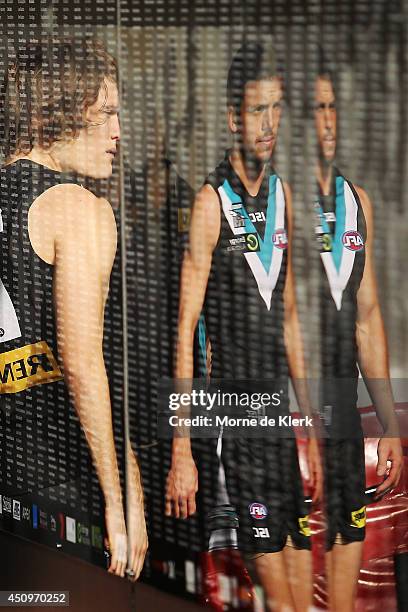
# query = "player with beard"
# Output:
<box><xmin>165</xmin><ymin>42</ymin><xmax>322</xmax><ymax>611</ymax></box>
<box><xmin>313</xmin><ymin>66</ymin><xmax>403</xmax><ymax>611</ymax></box>
<box><xmin>0</xmin><ymin>39</ymin><xmax>147</xmax><ymax>579</ymax></box>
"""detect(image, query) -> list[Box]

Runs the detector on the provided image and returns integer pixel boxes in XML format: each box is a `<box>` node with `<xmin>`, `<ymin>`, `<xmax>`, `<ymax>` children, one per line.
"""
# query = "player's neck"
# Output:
<box><xmin>229</xmin><ymin>149</ymin><xmax>266</xmax><ymax>197</ymax></box>
<box><xmin>316</xmin><ymin>160</ymin><xmax>333</xmax><ymax>196</ymax></box>
<box><xmin>6</xmin><ymin>147</ymin><xmax>63</xmax><ymax>172</ymax></box>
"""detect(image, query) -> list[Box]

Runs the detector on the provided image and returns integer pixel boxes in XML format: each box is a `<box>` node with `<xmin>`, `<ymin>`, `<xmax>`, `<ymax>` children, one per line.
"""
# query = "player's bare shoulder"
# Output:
<box><xmin>282</xmin><ymin>180</ymin><xmax>292</xmax><ymax>197</ymax></box>
<box><xmin>353</xmin><ymin>184</ymin><xmax>373</xmax><ymax>235</ymax></box>
<box><xmin>190</xmin><ymin>183</ymin><xmax>221</xmax><ymax>252</ymax></box>
<box><xmin>193</xmin><ymin>183</ymin><xmax>220</xmax><ymax>218</ymax></box>
<box><xmin>29</xmin><ymin>183</ymin><xmax>117</xmax><ymax>265</ymax></box>
<box><xmin>31</xmin><ymin>183</ymin><xmax>114</xmax><ymax>225</ymax></box>
<box><xmin>282</xmin><ymin>181</ymin><xmax>293</xmax><ymax>210</ymax></box>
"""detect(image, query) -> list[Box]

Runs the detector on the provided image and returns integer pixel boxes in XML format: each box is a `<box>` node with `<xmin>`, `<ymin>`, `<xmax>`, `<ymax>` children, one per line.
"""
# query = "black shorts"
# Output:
<box><xmin>320</xmin><ymin>380</ymin><xmax>367</xmax><ymax>548</ymax></box>
<box><xmin>217</xmin><ymin>435</ymin><xmax>311</xmax><ymax>554</ymax></box>
<box><xmin>324</xmin><ymin>436</ymin><xmax>366</xmax><ymax>549</ymax></box>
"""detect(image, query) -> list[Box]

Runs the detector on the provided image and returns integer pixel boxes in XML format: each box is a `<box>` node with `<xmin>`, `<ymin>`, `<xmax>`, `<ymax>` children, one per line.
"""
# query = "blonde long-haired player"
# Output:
<box><xmin>0</xmin><ymin>38</ymin><xmax>147</xmax><ymax>580</ymax></box>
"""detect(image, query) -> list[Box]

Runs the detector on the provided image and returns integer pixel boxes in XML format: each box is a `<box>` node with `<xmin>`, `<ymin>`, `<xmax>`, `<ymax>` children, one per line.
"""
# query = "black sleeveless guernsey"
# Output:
<box><xmin>0</xmin><ymin>160</ymin><xmax>83</xmax><ymax>496</ymax></box>
<box><xmin>201</xmin><ymin>154</ymin><xmax>310</xmax><ymax>554</ymax></box>
<box><xmin>203</xmin><ymin>153</ymin><xmax>289</xmax><ymax>384</ymax></box>
<box><xmin>315</xmin><ymin>167</ymin><xmax>368</xmax><ymax>547</ymax></box>
<box><xmin>315</xmin><ymin>167</ymin><xmax>367</xmax><ymax>434</ymax></box>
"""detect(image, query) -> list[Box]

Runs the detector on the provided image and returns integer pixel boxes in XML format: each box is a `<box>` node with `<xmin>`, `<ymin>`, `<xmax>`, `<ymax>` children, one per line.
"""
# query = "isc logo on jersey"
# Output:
<box><xmin>342</xmin><ymin>231</ymin><xmax>364</xmax><ymax>251</ymax></box>
<box><xmin>249</xmin><ymin>211</ymin><xmax>266</xmax><ymax>223</ymax></box>
<box><xmin>253</xmin><ymin>527</ymin><xmax>270</xmax><ymax>538</ymax></box>
<box><xmin>249</xmin><ymin>502</ymin><xmax>268</xmax><ymax>520</ymax></box>
<box><xmin>272</xmin><ymin>228</ymin><xmax>288</xmax><ymax>250</ymax></box>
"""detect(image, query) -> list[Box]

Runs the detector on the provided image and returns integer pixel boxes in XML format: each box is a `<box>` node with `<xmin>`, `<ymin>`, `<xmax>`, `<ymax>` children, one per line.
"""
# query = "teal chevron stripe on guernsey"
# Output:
<box><xmin>198</xmin><ymin>314</ymin><xmax>207</xmax><ymax>377</ymax></box>
<box><xmin>222</xmin><ymin>179</ymin><xmax>242</xmax><ymax>205</ymax></box>
<box><xmin>219</xmin><ymin>175</ymin><xmax>285</xmax><ymax>309</ymax></box>
<box><xmin>333</xmin><ymin>175</ymin><xmax>346</xmax><ymax>271</ymax></box>
<box><xmin>319</xmin><ymin>178</ymin><xmax>359</xmax><ymax>310</ymax></box>
<box><xmin>222</xmin><ymin>179</ymin><xmax>254</xmax><ymax>235</ymax></box>
<box><xmin>222</xmin><ymin>176</ymin><xmax>277</xmax><ymax>272</ymax></box>
<box><xmin>258</xmin><ymin>175</ymin><xmax>277</xmax><ymax>272</ymax></box>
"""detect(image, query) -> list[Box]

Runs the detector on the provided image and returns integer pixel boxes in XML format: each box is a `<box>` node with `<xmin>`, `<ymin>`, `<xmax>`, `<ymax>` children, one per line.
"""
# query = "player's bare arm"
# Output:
<box><xmin>355</xmin><ymin>186</ymin><xmax>403</xmax><ymax>495</ymax></box>
<box><xmin>126</xmin><ymin>444</ymin><xmax>149</xmax><ymax>580</ymax></box>
<box><xmin>30</xmin><ymin>183</ymin><xmax>147</xmax><ymax>577</ymax></box>
<box><xmin>165</xmin><ymin>184</ymin><xmax>220</xmax><ymax>519</ymax></box>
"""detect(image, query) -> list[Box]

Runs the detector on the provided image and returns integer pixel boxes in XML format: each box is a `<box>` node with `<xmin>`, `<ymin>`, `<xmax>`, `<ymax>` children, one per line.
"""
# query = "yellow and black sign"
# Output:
<box><xmin>350</xmin><ymin>506</ymin><xmax>366</xmax><ymax>528</ymax></box>
<box><xmin>298</xmin><ymin>514</ymin><xmax>311</xmax><ymax>537</ymax></box>
<box><xmin>0</xmin><ymin>341</ymin><xmax>63</xmax><ymax>394</ymax></box>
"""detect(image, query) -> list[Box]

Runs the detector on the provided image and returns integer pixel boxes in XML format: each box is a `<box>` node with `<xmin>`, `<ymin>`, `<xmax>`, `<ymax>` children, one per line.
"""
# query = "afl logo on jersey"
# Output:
<box><xmin>272</xmin><ymin>228</ymin><xmax>288</xmax><ymax>249</ymax></box>
<box><xmin>342</xmin><ymin>231</ymin><xmax>364</xmax><ymax>251</ymax></box>
<box><xmin>249</xmin><ymin>502</ymin><xmax>268</xmax><ymax>520</ymax></box>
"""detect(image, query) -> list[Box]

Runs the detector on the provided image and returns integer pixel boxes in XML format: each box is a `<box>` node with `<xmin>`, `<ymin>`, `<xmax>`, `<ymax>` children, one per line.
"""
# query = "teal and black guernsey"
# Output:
<box><xmin>316</xmin><ymin>169</ymin><xmax>368</xmax><ymax>546</ymax></box>
<box><xmin>316</xmin><ymin>167</ymin><xmax>366</xmax><ymax>379</ymax></box>
<box><xmin>203</xmin><ymin>153</ymin><xmax>289</xmax><ymax>381</ymax></box>
<box><xmin>315</xmin><ymin>167</ymin><xmax>366</xmax><ymax>434</ymax></box>
<box><xmin>202</xmin><ymin>154</ymin><xmax>310</xmax><ymax>553</ymax></box>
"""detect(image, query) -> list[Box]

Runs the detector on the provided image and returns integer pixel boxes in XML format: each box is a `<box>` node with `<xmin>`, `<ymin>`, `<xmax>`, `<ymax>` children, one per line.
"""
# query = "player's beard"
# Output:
<box><xmin>240</xmin><ymin>143</ymin><xmax>271</xmax><ymax>179</ymax></box>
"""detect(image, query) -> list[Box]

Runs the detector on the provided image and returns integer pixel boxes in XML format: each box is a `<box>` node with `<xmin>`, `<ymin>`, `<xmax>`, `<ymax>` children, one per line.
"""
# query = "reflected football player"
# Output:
<box><xmin>0</xmin><ymin>39</ymin><xmax>147</xmax><ymax>579</ymax></box>
<box><xmin>166</xmin><ymin>42</ymin><xmax>322</xmax><ymax>611</ymax></box>
<box><xmin>313</xmin><ymin>64</ymin><xmax>403</xmax><ymax>611</ymax></box>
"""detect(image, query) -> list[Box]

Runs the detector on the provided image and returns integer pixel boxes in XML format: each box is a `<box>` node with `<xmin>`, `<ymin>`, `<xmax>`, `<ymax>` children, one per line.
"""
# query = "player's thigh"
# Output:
<box><xmin>246</xmin><ymin>550</ymin><xmax>295</xmax><ymax>610</ymax></box>
<box><xmin>330</xmin><ymin>541</ymin><xmax>363</xmax><ymax>610</ymax></box>
<box><xmin>282</xmin><ymin>544</ymin><xmax>312</xmax><ymax>588</ymax></box>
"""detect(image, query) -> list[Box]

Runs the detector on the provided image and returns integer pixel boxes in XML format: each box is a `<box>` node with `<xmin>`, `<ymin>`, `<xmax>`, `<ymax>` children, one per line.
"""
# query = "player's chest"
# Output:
<box><xmin>314</xmin><ymin>178</ymin><xmax>366</xmax><ymax>310</ymax></box>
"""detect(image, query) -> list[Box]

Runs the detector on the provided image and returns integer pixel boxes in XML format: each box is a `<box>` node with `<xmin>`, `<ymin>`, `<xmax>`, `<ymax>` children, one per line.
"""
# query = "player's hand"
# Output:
<box><xmin>105</xmin><ymin>502</ymin><xmax>127</xmax><ymax>578</ymax></box>
<box><xmin>126</xmin><ymin>482</ymin><xmax>148</xmax><ymax>582</ymax></box>
<box><xmin>165</xmin><ymin>452</ymin><xmax>198</xmax><ymax>519</ymax></box>
<box><xmin>375</xmin><ymin>437</ymin><xmax>403</xmax><ymax>498</ymax></box>
<box><xmin>307</xmin><ymin>437</ymin><xmax>323</xmax><ymax>504</ymax></box>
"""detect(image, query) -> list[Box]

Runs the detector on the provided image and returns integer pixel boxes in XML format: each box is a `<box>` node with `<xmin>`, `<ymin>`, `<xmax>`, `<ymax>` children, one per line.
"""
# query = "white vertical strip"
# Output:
<box><xmin>0</xmin><ymin>278</ymin><xmax>21</xmax><ymax>343</ymax></box>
